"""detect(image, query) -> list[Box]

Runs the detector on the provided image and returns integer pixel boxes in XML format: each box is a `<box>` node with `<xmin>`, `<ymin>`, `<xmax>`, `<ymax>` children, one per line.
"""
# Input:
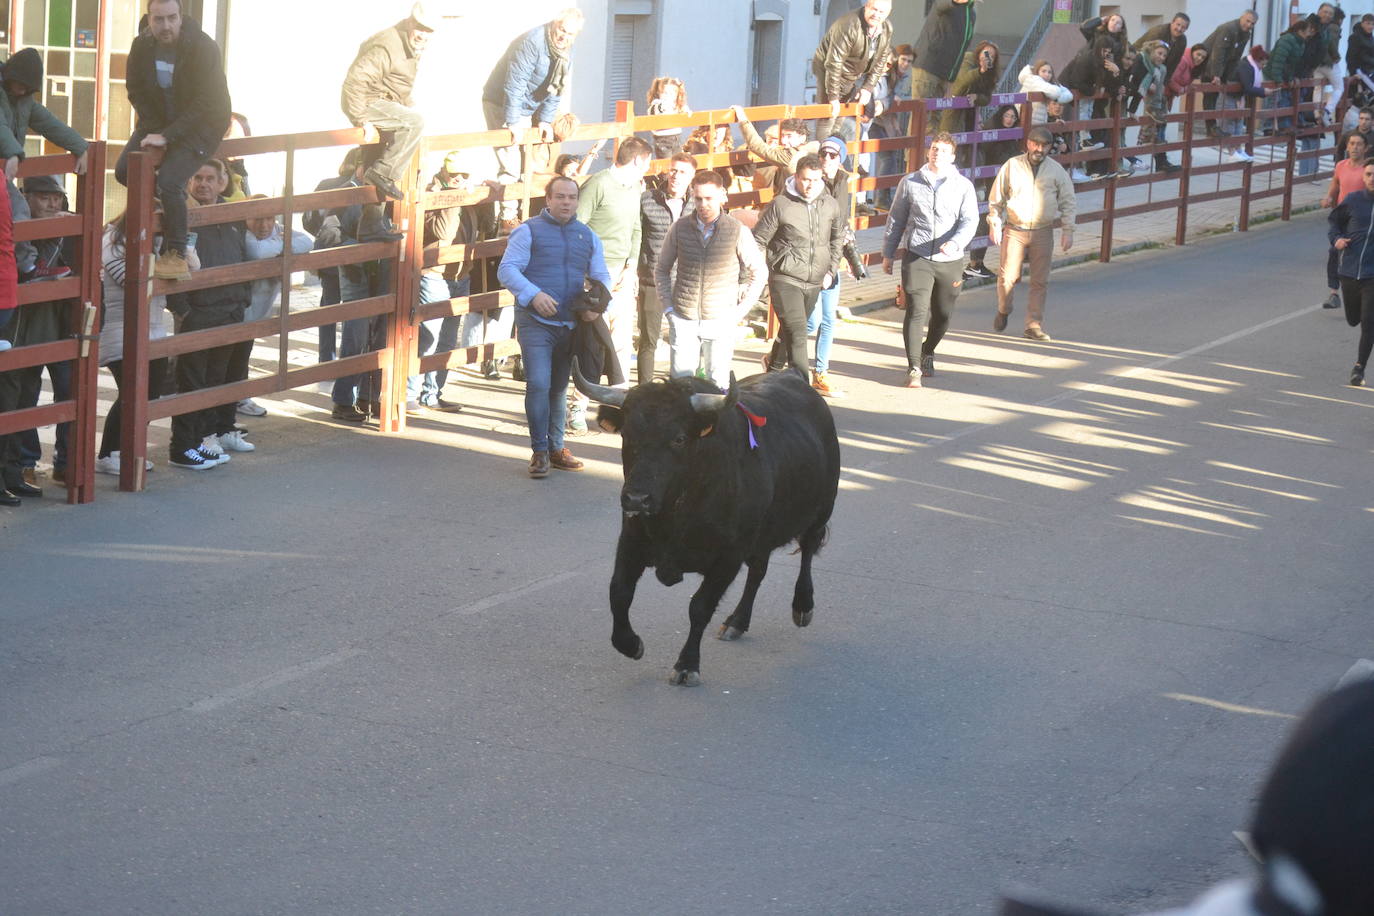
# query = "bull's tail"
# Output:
<box><xmin>790</xmin><ymin>522</ymin><xmax>829</xmax><ymax>557</ymax></box>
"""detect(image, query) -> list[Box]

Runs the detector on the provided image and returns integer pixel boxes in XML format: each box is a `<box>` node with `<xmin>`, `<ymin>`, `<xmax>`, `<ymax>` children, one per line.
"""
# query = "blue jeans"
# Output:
<box><xmin>317</xmin><ymin>266</ymin><xmax>340</xmax><ymax>362</ymax></box>
<box><xmin>332</xmin><ymin>266</ymin><xmax>385</xmax><ymax>406</ymax></box>
<box><xmin>809</xmin><ymin>279</ymin><xmax>839</xmax><ymax>374</ymax></box>
<box><xmin>515</xmin><ymin>310</ymin><xmax>572</xmax><ymax>452</ymax></box>
<box><xmin>406</xmin><ymin>273</ymin><xmax>463</xmax><ymax>405</ymax></box>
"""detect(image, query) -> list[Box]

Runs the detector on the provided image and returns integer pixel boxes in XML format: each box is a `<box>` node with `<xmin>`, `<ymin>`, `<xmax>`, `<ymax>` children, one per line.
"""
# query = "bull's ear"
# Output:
<box><xmin>724</xmin><ymin>373</ymin><xmax>739</xmax><ymax>411</ymax></box>
<box><xmin>596</xmin><ymin>405</ymin><xmax>624</xmax><ymax>434</ymax></box>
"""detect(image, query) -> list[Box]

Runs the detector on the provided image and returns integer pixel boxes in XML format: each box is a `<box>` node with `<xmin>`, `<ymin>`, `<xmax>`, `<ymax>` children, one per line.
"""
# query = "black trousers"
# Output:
<box><xmin>0</xmin><ymin>365</ymin><xmax>42</xmax><ymax>484</ymax></box>
<box><xmin>902</xmin><ymin>254</ymin><xmax>965</xmax><ymax>368</ymax></box>
<box><xmin>115</xmin><ymin>133</ymin><xmax>206</xmax><ymax>254</ymax></box>
<box><xmin>1340</xmin><ymin>277</ymin><xmax>1374</xmax><ymax>368</ymax></box>
<box><xmin>170</xmin><ymin>309</ymin><xmax>241</xmax><ymax>454</ymax></box>
<box><xmin>100</xmin><ymin>357</ymin><xmax>169</xmax><ymax>458</ymax></box>
<box><xmin>766</xmin><ymin>279</ymin><xmax>821</xmax><ymax>372</ymax></box>
<box><xmin>636</xmin><ymin>283</ymin><xmax>664</xmax><ymax>384</ymax></box>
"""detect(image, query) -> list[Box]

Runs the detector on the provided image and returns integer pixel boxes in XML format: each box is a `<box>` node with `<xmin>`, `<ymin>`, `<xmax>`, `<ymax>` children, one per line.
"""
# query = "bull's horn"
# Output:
<box><xmin>571</xmin><ymin>357</ymin><xmax>627</xmax><ymax>407</ymax></box>
<box><xmin>690</xmin><ymin>373</ymin><xmax>736</xmax><ymax>415</ymax></box>
<box><xmin>690</xmin><ymin>392</ymin><xmax>728</xmax><ymax>414</ymax></box>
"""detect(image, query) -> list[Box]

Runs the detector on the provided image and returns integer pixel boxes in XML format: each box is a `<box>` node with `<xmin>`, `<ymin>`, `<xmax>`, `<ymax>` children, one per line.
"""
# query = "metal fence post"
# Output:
<box><xmin>1176</xmin><ymin>89</ymin><xmax>1194</xmax><ymax>246</ymax></box>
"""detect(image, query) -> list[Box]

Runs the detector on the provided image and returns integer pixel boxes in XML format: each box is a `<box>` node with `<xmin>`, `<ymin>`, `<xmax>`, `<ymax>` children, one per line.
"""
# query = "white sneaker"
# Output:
<box><xmin>199</xmin><ymin>436</ymin><xmax>231</xmax><ymax>464</ymax></box>
<box><xmin>236</xmin><ymin>398</ymin><xmax>267</xmax><ymax>417</ymax></box>
<box><xmin>1232</xmin><ymin>149</ymin><xmax>1254</xmax><ymax>162</ymax></box>
<box><xmin>0</xmin><ymin>340</ymin><xmax>10</xmax><ymax>352</ymax></box>
<box><xmin>97</xmin><ymin>451</ymin><xmax>156</xmax><ymax>475</ymax></box>
<box><xmin>1070</xmin><ymin>168</ymin><xmax>1091</xmax><ymax>183</ymax></box>
<box><xmin>218</xmin><ymin>428</ymin><xmax>256</xmax><ymax>452</ymax></box>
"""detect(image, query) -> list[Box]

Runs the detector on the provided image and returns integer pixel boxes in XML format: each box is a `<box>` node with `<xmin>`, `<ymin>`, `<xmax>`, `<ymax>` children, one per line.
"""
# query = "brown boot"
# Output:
<box><xmin>811</xmin><ymin>371</ymin><xmax>845</xmax><ymax>399</ymax></box>
<box><xmin>529</xmin><ymin>450</ymin><xmax>550</xmax><ymax>478</ymax></box>
<box><xmin>548</xmin><ymin>447</ymin><xmax>584</xmax><ymax>471</ymax></box>
<box><xmin>154</xmin><ymin>249</ymin><xmax>191</xmax><ymax>281</ymax></box>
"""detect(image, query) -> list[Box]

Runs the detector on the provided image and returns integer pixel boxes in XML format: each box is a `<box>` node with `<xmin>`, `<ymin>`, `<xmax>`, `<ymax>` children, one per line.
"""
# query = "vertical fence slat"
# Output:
<box><xmin>118</xmin><ymin>151</ymin><xmax>155</xmax><ymax>492</ymax></box>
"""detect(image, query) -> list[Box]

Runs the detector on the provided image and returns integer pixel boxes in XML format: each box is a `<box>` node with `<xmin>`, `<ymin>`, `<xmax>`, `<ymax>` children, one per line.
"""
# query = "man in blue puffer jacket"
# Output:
<box><xmin>498</xmin><ymin>175</ymin><xmax>611</xmax><ymax>479</ymax></box>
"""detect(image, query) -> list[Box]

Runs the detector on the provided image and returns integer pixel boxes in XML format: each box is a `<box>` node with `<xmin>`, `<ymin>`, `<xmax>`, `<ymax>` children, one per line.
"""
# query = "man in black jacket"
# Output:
<box><xmin>166</xmin><ymin>160</ymin><xmax>252</xmax><ymax>470</ymax></box>
<box><xmin>909</xmin><ymin>0</ymin><xmax>976</xmax><ymax>101</ymax></box>
<box><xmin>635</xmin><ymin>152</ymin><xmax>695</xmax><ymax>384</ymax></box>
<box><xmin>753</xmin><ymin>154</ymin><xmax>845</xmax><ymax>375</ymax></box>
<box><xmin>116</xmin><ymin>0</ymin><xmax>231</xmax><ymax>283</ymax></box>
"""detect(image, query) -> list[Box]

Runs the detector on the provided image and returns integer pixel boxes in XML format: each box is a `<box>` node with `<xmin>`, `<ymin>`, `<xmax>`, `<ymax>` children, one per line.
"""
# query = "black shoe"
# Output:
<box><xmin>433</xmin><ymin>397</ymin><xmax>464</xmax><ymax>413</ymax></box>
<box><xmin>511</xmin><ymin>355</ymin><xmax>525</xmax><ymax>382</ymax></box>
<box><xmin>331</xmin><ymin>403</ymin><xmax>367</xmax><ymax>422</ymax></box>
<box><xmin>8</xmin><ymin>480</ymin><xmax>42</xmax><ymax>497</ymax></box>
<box><xmin>964</xmin><ymin>263</ymin><xmax>995</xmax><ymax>280</ymax></box>
<box><xmin>993</xmin><ymin>311</ymin><xmax>1009</xmax><ymax>333</ymax></box>
<box><xmin>1157</xmin><ymin>160</ymin><xmax>1181</xmax><ymax>173</ymax></box>
<box><xmin>364</xmin><ymin>169</ymin><xmax>405</xmax><ymax>202</ymax></box>
<box><xmin>0</xmin><ymin>488</ymin><xmax>19</xmax><ymax>506</ymax></box>
<box><xmin>1351</xmin><ymin>364</ymin><xmax>1365</xmax><ymax>387</ymax></box>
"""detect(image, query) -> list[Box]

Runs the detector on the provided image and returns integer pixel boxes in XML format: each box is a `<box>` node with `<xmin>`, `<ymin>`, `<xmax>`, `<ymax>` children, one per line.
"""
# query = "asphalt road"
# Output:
<box><xmin>3</xmin><ymin>214</ymin><xmax>1370</xmax><ymax>915</ymax></box>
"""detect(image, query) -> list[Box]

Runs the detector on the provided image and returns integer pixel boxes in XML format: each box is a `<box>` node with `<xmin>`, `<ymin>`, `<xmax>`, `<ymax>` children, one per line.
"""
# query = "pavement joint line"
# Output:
<box><xmin>0</xmin><ymin>755</ymin><xmax>63</xmax><ymax>788</ymax></box>
<box><xmin>186</xmin><ymin>648</ymin><xmax>365</xmax><ymax>714</ymax></box>
<box><xmin>847</xmin><ymin>302</ymin><xmax>1318</xmax><ymax>477</ymax></box>
<box><xmin>445</xmin><ymin>569</ymin><xmax>584</xmax><ymax>619</ymax></box>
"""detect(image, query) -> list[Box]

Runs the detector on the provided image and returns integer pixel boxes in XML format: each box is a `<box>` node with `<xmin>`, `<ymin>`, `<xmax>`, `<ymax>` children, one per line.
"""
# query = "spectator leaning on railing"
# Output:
<box><xmin>1200</xmin><ymin>10</ymin><xmax>1258</xmax><ymax>141</ymax></box>
<box><xmin>1132</xmin><ymin>12</ymin><xmax>1189</xmax><ymax>173</ymax></box>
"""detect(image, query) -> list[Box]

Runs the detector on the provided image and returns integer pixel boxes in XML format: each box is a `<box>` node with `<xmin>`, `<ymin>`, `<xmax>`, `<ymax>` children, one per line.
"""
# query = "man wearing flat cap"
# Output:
<box><xmin>341</xmin><ymin>2</ymin><xmax>438</xmax><ymax>239</ymax></box>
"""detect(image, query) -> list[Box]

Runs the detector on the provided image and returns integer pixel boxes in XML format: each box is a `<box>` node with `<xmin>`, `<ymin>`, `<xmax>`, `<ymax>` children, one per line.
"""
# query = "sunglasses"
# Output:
<box><xmin>821</xmin><ymin>150</ymin><xmax>842</xmax><ymax>158</ymax></box>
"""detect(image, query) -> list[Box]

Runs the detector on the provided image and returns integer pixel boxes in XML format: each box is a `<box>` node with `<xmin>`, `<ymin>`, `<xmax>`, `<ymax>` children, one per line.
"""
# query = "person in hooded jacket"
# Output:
<box><xmin>753</xmin><ymin>154</ymin><xmax>846</xmax><ymax>375</ymax></box>
<box><xmin>1328</xmin><ymin>158</ymin><xmax>1374</xmax><ymax>387</ymax></box>
<box><xmin>936</xmin><ymin>41</ymin><xmax>1002</xmax><ymax>136</ymax></box>
<box><xmin>1348</xmin><ymin>14</ymin><xmax>1374</xmax><ymax>78</ymax></box>
<box><xmin>0</xmin><ymin>47</ymin><xmax>89</xmax><ymax>182</ymax></box>
<box><xmin>116</xmin><ymin>0</ymin><xmax>231</xmax><ymax>284</ymax></box>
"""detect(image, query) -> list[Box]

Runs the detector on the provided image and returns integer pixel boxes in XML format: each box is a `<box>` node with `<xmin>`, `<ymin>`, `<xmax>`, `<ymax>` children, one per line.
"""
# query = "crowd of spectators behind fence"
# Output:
<box><xmin>3</xmin><ymin>2</ymin><xmax>1374</xmax><ymax>911</ymax></box>
<box><xmin>0</xmin><ymin>0</ymin><xmax>1370</xmax><ymax>500</ymax></box>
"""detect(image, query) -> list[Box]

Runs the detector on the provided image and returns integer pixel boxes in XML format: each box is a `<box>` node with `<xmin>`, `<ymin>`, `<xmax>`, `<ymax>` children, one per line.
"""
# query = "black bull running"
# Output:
<box><xmin>573</xmin><ymin>362</ymin><xmax>842</xmax><ymax>686</ymax></box>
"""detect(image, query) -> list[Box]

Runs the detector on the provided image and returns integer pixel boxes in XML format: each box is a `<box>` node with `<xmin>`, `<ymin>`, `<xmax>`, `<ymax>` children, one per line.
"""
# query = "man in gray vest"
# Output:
<box><xmin>654</xmin><ymin>171</ymin><xmax>767</xmax><ymax>390</ymax></box>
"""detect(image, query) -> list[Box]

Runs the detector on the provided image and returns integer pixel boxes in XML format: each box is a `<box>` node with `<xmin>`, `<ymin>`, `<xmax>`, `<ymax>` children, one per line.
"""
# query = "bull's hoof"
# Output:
<box><xmin>717</xmin><ymin>624</ymin><xmax>745</xmax><ymax>641</ymax></box>
<box><xmin>668</xmin><ymin>668</ymin><xmax>702</xmax><ymax>686</ymax></box>
<box><xmin>792</xmin><ymin>608</ymin><xmax>813</xmax><ymax>628</ymax></box>
<box><xmin>612</xmin><ymin>633</ymin><xmax>645</xmax><ymax>660</ymax></box>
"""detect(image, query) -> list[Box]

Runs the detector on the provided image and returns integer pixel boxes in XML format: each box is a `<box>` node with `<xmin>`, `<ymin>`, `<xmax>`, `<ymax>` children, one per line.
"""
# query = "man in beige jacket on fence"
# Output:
<box><xmin>987</xmin><ymin>125</ymin><xmax>1076</xmax><ymax>342</ymax></box>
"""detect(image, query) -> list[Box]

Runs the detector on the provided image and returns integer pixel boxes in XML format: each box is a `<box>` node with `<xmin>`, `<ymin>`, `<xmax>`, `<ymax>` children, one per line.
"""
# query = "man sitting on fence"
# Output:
<box><xmin>340</xmin><ymin>1</ymin><xmax>437</xmax><ymax>243</ymax></box>
<box><xmin>731</xmin><ymin>104</ymin><xmax>839</xmax><ymax>195</ymax></box>
<box><xmin>165</xmin><ymin>160</ymin><xmax>254</xmax><ymax>470</ymax></box>
<box><xmin>118</xmin><ymin>0</ymin><xmax>232</xmax><ymax>283</ymax></box>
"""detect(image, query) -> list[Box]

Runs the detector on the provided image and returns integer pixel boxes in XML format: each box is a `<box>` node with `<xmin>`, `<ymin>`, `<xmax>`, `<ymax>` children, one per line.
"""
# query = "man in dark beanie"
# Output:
<box><xmin>117</xmin><ymin>0</ymin><xmax>231</xmax><ymax>283</ymax></box>
<box><xmin>0</xmin><ymin>47</ymin><xmax>90</xmax><ymax>182</ymax></box>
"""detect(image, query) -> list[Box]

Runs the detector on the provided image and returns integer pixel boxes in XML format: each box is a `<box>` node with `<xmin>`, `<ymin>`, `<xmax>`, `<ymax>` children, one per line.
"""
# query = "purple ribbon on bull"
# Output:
<box><xmin>736</xmin><ymin>402</ymin><xmax>767</xmax><ymax>449</ymax></box>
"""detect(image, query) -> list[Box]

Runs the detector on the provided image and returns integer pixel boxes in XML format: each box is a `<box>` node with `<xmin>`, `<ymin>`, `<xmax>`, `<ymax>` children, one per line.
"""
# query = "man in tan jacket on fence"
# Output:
<box><xmin>987</xmin><ymin>125</ymin><xmax>1077</xmax><ymax>342</ymax></box>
